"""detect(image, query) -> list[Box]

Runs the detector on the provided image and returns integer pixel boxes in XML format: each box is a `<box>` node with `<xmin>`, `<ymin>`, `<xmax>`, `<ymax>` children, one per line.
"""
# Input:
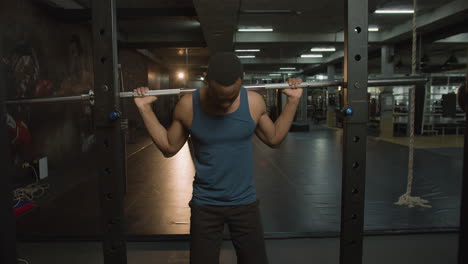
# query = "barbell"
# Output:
<box><xmin>4</xmin><ymin>77</ymin><xmax>427</xmax><ymax>104</ymax></box>
<box><xmin>6</xmin><ymin>90</ymin><xmax>95</xmax><ymax>105</ymax></box>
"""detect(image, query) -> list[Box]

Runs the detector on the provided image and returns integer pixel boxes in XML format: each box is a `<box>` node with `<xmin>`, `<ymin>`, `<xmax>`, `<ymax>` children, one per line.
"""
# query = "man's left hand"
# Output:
<box><xmin>282</xmin><ymin>78</ymin><xmax>303</xmax><ymax>100</ymax></box>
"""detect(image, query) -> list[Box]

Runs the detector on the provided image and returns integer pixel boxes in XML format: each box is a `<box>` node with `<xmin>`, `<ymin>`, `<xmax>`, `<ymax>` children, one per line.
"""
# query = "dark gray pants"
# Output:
<box><xmin>189</xmin><ymin>200</ymin><xmax>269</xmax><ymax>264</ymax></box>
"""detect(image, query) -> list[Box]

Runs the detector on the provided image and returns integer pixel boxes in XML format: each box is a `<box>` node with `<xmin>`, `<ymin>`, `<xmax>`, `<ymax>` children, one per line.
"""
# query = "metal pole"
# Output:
<box><xmin>340</xmin><ymin>0</ymin><xmax>368</xmax><ymax>263</ymax></box>
<box><xmin>459</xmin><ymin>49</ymin><xmax>468</xmax><ymax>264</ymax></box>
<box><xmin>92</xmin><ymin>0</ymin><xmax>127</xmax><ymax>263</ymax></box>
<box><xmin>119</xmin><ymin>78</ymin><xmax>427</xmax><ymax>98</ymax></box>
<box><xmin>118</xmin><ymin>65</ymin><xmax>128</xmax><ymax>195</ymax></box>
<box><xmin>367</xmin><ymin>77</ymin><xmax>426</xmax><ymax>86</ymax></box>
<box><xmin>6</xmin><ymin>90</ymin><xmax>94</xmax><ymax>105</ymax></box>
<box><xmin>0</xmin><ymin>33</ymin><xmax>18</xmax><ymax>264</ymax></box>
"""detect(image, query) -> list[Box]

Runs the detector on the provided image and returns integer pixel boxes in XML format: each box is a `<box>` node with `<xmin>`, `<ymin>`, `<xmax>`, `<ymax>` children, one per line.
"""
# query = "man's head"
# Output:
<box><xmin>205</xmin><ymin>52</ymin><xmax>243</xmax><ymax>111</ymax></box>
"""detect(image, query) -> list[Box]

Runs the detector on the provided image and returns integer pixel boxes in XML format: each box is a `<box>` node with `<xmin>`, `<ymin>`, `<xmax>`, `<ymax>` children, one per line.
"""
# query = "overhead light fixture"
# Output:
<box><xmin>237</xmin><ymin>55</ymin><xmax>256</xmax><ymax>58</ymax></box>
<box><xmin>269</xmin><ymin>74</ymin><xmax>281</xmax><ymax>76</ymax></box>
<box><xmin>238</xmin><ymin>28</ymin><xmax>273</xmax><ymax>32</ymax></box>
<box><xmin>375</xmin><ymin>9</ymin><xmax>414</xmax><ymax>14</ymax></box>
<box><xmin>200</xmin><ymin>76</ymin><xmax>205</xmax><ymax>81</ymax></box>
<box><xmin>368</xmin><ymin>27</ymin><xmax>379</xmax><ymax>32</ymax></box>
<box><xmin>311</xmin><ymin>47</ymin><xmax>336</xmax><ymax>52</ymax></box>
<box><xmin>280</xmin><ymin>67</ymin><xmax>296</xmax><ymax>70</ymax></box>
<box><xmin>235</xmin><ymin>49</ymin><xmax>261</xmax><ymax>52</ymax></box>
<box><xmin>177</xmin><ymin>72</ymin><xmax>185</xmax><ymax>79</ymax></box>
<box><xmin>301</xmin><ymin>54</ymin><xmax>323</xmax><ymax>58</ymax></box>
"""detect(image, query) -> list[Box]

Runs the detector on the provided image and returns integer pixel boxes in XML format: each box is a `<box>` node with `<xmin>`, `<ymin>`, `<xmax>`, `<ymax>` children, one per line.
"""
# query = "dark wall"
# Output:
<box><xmin>119</xmin><ymin>49</ymin><xmax>173</xmax><ymax>131</ymax></box>
<box><xmin>0</xmin><ymin>1</ymin><xmax>169</xmax><ymax>189</ymax></box>
<box><xmin>150</xmin><ymin>63</ymin><xmax>176</xmax><ymax>128</ymax></box>
<box><xmin>1</xmin><ymin>0</ymin><xmax>95</xmax><ymax>186</ymax></box>
<box><xmin>119</xmin><ymin>49</ymin><xmax>148</xmax><ymax>131</ymax></box>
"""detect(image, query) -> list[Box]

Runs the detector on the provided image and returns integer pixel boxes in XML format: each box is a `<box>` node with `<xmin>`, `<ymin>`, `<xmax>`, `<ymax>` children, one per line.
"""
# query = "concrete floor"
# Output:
<box><xmin>17</xmin><ymin>233</ymin><xmax>459</xmax><ymax>264</ymax></box>
<box><xmin>15</xmin><ymin>125</ymin><xmax>463</xmax><ymax>238</ymax></box>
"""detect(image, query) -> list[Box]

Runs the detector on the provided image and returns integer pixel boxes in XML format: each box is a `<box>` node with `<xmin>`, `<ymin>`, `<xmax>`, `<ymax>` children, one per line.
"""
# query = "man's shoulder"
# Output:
<box><xmin>247</xmin><ymin>90</ymin><xmax>264</xmax><ymax>102</ymax></box>
<box><xmin>174</xmin><ymin>94</ymin><xmax>193</xmax><ymax>119</ymax></box>
<box><xmin>246</xmin><ymin>90</ymin><xmax>267</xmax><ymax>118</ymax></box>
<box><xmin>179</xmin><ymin>93</ymin><xmax>193</xmax><ymax>105</ymax></box>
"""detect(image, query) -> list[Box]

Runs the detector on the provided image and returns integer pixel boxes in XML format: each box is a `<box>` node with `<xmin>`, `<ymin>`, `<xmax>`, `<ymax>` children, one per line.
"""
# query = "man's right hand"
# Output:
<box><xmin>134</xmin><ymin>86</ymin><xmax>157</xmax><ymax>108</ymax></box>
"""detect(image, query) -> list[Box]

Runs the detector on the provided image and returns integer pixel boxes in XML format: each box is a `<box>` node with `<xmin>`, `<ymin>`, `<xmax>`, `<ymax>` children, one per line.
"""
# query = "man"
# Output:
<box><xmin>134</xmin><ymin>52</ymin><xmax>302</xmax><ymax>264</ymax></box>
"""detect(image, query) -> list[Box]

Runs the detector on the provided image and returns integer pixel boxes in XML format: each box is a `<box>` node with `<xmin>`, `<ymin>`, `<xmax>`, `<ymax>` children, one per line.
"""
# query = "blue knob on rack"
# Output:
<box><xmin>344</xmin><ymin>108</ymin><xmax>353</xmax><ymax>116</ymax></box>
<box><xmin>109</xmin><ymin>111</ymin><xmax>121</xmax><ymax>121</ymax></box>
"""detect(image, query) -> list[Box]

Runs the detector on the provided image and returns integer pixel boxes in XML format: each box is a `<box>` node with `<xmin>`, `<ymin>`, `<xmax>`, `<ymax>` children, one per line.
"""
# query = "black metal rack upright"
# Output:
<box><xmin>92</xmin><ymin>0</ymin><xmax>127</xmax><ymax>263</ymax></box>
<box><xmin>340</xmin><ymin>1</ymin><xmax>369</xmax><ymax>263</ymax></box>
<box><xmin>0</xmin><ymin>29</ymin><xmax>18</xmax><ymax>264</ymax></box>
<box><xmin>1</xmin><ymin>1</ymin><xmax>467</xmax><ymax>264</ymax></box>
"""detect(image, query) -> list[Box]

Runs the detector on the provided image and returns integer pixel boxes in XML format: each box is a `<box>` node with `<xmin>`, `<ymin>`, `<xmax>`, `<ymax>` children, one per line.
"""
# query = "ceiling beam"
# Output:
<box><xmin>135</xmin><ymin>49</ymin><xmax>166</xmax><ymax>66</ymax></box>
<box><xmin>239</xmin><ymin>58</ymin><xmax>324</xmax><ymax>64</ymax></box>
<box><xmin>193</xmin><ymin>0</ymin><xmax>239</xmax><ymax>54</ymax></box>
<box><xmin>120</xmin><ymin>33</ymin><xmax>206</xmax><ymax>48</ymax></box>
<box><xmin>234</xmin><ymin>32</ymin><xmax>381</xmax><ymax>44</ymax></box>
<box><xmin>42</xmin><ymin>8</ymin><xmax>198</xmax><ymax>22</ymax></box>
<box><xmin>235</xmin><ymin>0</ymin><xmax>468</xmax><ymax>45</ymax></box>
<box><xmin>421</xmin><ymin>20</ymin><xmax>468</xmax><ymax>44</ymax></box>
<box><xmin>436</xmin><ymin>33</ymin><xmax>468</xmax><ymax>43</ymax></box>
<box><xmin>378</xmin><ymin>0</ymin><xmax>468</xmax><ymax>43</ymax></box>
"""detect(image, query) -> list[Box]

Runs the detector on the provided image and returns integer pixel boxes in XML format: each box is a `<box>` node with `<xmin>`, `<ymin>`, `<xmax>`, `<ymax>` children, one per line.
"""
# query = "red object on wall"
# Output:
<box><xmin>13</xmin><ymin>200</ymin><xmax>36</xmax><ymax>216</ymax></box>
<box><xmin>16</xmin><ymin>121</ymin><xmax>32</xmax><ymax>147</ymax></box>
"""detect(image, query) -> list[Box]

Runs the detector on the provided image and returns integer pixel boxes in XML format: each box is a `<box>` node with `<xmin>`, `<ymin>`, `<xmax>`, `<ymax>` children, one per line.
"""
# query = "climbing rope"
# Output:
<box><xmin>395</xmin><ymin>0</ymin><xmax>431</xmax><ymax>208</ymax></box>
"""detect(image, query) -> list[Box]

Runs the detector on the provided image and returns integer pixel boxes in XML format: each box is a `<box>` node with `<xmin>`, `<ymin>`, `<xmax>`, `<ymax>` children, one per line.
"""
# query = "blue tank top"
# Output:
<box><xmin>189</xmin><ymin>87</ymin><xmax>257</xmax><ymax>206</ymax></box>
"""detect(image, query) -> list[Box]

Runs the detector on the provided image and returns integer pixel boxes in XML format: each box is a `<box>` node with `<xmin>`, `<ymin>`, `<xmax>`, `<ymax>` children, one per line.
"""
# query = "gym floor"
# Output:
<box><xmin>15</xmin><ymin>124</ymin><xmax>463</xmax><ymax>263</ymax></box>
<box><xmin>17</xmin><ymin>233</ymin><xmax>458</xmax><ymax>264</ymax></box>
<box><xmin>16</xmin><ymin>124</ymin><xmax>462</xmax><ymax>238</ymax></box>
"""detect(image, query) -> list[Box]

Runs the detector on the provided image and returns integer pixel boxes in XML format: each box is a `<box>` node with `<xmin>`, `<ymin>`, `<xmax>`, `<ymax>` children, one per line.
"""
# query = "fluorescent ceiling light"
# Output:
<box><xmin>311</xmin><ymin>47</ymin><xmax>336</xmax><ymax>52</ymax></box>
<box><xmin>269</xmin><ymin>74</ymin><xmax>281</xmax><ymax>76</ymax></box>
<box><xmin>235</xmin><ymin>49</ymin><xmax>260</xmax><ymax>52</ymax></box>
<box><xmin>237</xmin><ymin>55</ymin><xmax>256</xmax><ymax>58</ymax></box>
<box><xmin>369</xmin><ymin>27</ymin><xmax>379</xmax><ymax>32</ymax></box>
<box><xmin>301</xmin><ymin>54</ymin><xmax>323</xmax><ymax>58</ymax></box>
<box><xmin>280</xmin><ymin>67</ymin><xmax>296</xmax><ymax>70</ymax></box>
<box><xmin>238</xmin><ymin>28</ymin><xmax>273</xmax><ymax>32</ymax></box>
<box><xmin>375</xmin><ymin>9</ymin><xmax>414</xmax><ymax>14</ymax></box>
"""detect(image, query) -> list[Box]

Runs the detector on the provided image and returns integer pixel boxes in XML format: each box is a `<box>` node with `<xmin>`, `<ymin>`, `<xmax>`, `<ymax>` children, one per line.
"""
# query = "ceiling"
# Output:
<box><xmin>40</xmin><ymin>0</ymin><xmax>468</xmax><ymax>81</ymax></box>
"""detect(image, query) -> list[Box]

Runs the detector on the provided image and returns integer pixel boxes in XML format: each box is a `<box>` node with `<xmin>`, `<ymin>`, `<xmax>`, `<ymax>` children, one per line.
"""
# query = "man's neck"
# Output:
<box><xmin>200</xmin><ymin>87</ymin><xmax>241</xmax><ymax>116</ymax></box>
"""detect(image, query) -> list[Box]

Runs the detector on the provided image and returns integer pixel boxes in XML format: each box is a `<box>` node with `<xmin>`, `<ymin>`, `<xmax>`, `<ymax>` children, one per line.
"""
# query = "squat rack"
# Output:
<box><xmin>0</xmin><ymin>0</ymin><xmax>467</xmax><ymax>264</ymax></box>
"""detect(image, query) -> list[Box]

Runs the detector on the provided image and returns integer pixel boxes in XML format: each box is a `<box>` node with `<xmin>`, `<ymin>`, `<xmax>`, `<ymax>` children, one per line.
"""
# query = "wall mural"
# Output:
<box><xmin>3</xmin><ymin>40</ymin><xmax>39</xmax><ymax>166</ymax></box>
<box><xmin>2</xmin><ymin>33</ymin><xmax>95</xmax><ymax>171</ymax></box>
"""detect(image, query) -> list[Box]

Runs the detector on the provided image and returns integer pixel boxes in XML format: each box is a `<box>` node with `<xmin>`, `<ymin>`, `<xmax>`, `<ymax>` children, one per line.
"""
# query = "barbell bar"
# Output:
<box><xmin>6</xmin><ymin>90</ymin><xmax>95</xmax><ymax>105</ymax></box>
<box><xmin>4</xmin><ymin>77</ymin><xmax>427</xmax><ymax>104</ymax></box>
<box><xmin>120</xmin><ymin>77</ymin><xmax>428</xmax><ymax>98</ymax></box>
